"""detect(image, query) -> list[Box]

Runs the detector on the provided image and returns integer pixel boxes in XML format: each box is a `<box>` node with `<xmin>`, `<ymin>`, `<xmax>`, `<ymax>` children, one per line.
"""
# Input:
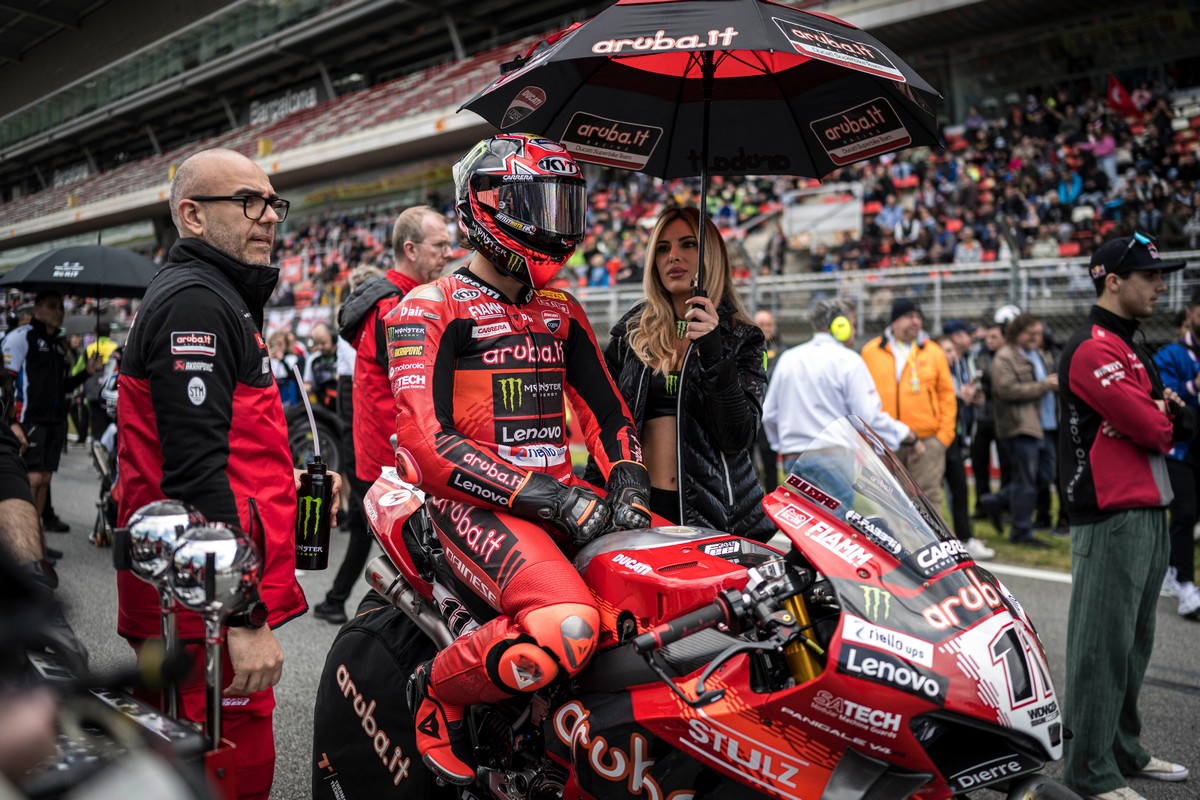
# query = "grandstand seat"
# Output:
<box><xmin>863</xmin><ymin>201</ymin><xmax>882</xmax><ymax>215</ymax></box>
<box><xmin>893</xmin><ymin>175</ymin><xmax>919</xmax><ymax>190</ymax></box>
<box><xmin>945</xmin><ymin>218</ymin><xmax>963</xmax><ymax>233</ymax></box>
<box><xmin>1058</xmin><ymin>241</ymin><xmax>1081</xmax><ymax>257</ymax></box>
<box><xmin>982</xmin><ymin>249</ymin><xmax>997</xmax><ymax>262</ymax></box>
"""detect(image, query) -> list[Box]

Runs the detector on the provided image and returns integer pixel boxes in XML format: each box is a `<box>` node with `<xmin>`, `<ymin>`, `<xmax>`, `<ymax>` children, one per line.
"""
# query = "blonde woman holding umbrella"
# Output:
<box><xmin>587</xmin><ymin>206</ymin><xmax>772</xmax><ymax>541</ymax></box>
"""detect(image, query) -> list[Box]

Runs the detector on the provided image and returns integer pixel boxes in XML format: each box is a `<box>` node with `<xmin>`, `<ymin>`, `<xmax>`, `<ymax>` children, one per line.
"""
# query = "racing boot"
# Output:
<box><xmin>407</xmin><ymin>658</ymin><xmax>475</xmax><ymax>786</ymax></box>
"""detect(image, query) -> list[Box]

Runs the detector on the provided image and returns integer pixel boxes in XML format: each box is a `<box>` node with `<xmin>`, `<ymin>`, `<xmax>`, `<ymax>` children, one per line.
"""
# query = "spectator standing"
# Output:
<box><xmin>341</xmin><ymin>205</ymin><xmax>451</xmax><ymax>486</ymax></box>
<box><xmin>754</xmin><ymin>308</ymin><xmax>781</xmax><ymax>493</ymax></box>
<box><xmin>979</xmin><ymin>313</ymin><xmax>1058</xmax><ymax>546</ymax></box>
<box><xmin>317</xmin><ymin>207</ymin><xmax>450</xmax><ymax>625</ymax></box>
<box><xmin>764</xmin><ymin>300</ymin><xmax>915</xmax><ymax>469</ymax></box>
<box><xmin>116</xmin><ymin>147</ymin><xmax>340</xmax><ymax>798</ymax></box>
<box><xmin>310</xmin><ymin>265</ymin><xmax>382</xmax><ymax>626</ymax></box>
<box><xmin>302</xmin><ymin>321</ymin><xmax>338</xmax><ymax>411</ymax></box>
<box><xmin>862</xmin><ymin>298</ymin><xmax>957</xmax><ymax>509</ymax></box>
<box><xmin>940</xmin><ymin>321</ymin><xmax>995</xmax><ymax>560</ymax></box>
<box><xmin>970</xmin><ymin>322</ymin><xmax>1008</xmax><ymax>514</ymax></box>
<box><xmin>1153</xmin><ymin>288</ymin><xmax>1200</xmax><ymax>619</ymax></box>
<box><xmin>2</xmin><ymin>291</ymin><xmax>99</xmax><ymax>549</ymax></box>
<box><xmin>267</xmin><ymin>329</ymin><xmax>302</xmax><ymax>407</ymax></box>
<box><xmin>1058</xmin><ymin>234</ymin><xmax>1194</xmax><ymax>800</ymax></box>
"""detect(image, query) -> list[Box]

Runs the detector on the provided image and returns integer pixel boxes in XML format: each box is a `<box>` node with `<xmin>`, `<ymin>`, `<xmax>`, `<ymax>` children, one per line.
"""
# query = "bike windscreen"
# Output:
<box><xmin>782</xmin><ymin>416</ymin><xmax>953</xmax><ymax>561</ymax></box>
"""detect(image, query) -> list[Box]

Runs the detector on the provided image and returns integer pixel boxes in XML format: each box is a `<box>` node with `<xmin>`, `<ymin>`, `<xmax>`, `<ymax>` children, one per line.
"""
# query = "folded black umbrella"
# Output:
<box><xmin>0</xmin><ymin>244</ymin><xmax>159</xmax><ymax>299</ymax></box>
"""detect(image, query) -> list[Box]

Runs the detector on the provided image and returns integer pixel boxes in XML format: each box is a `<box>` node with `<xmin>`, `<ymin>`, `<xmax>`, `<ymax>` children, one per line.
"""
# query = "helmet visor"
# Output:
<box><xmin>487</xmin><ymin>180</ymin><xmax>586</xmax><ymax>241</ymax></box>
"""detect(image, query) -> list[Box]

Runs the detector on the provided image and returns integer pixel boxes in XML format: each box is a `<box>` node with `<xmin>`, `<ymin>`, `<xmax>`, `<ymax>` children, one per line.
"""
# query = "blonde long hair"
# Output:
<box><xmin>626</xmin><ymin>206</ymin><xmax>751</xmax><ymax>374</ymax></box>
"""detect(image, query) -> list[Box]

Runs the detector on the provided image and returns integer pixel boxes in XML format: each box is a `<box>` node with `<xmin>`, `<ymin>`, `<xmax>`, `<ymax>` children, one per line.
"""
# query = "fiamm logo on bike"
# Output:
<box><xmin>771</xmin><ymin>18</ymin><xmax>904</xmax><ymax>81</ymax></box>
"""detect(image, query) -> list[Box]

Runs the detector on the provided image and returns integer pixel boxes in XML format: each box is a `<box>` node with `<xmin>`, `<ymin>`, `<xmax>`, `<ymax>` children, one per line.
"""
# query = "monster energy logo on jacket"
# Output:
<box><xmin>664</xmin><ymin>372</ymin><xmax>679</xmax><ymax>396</ymax></box>
<box><xmin>499</xmin><ymin>377</ymin><xmax>523</xmax><ymax>412</ymax></box>
<box><xmin>860</xmin><ymin>586</ymin><xmax>891</xmax><ymax>621</ymax></box>
<box><xmin>298</xmin><ymin>494</ymin><xmax>324</xmax><ymax>542</ymax></box>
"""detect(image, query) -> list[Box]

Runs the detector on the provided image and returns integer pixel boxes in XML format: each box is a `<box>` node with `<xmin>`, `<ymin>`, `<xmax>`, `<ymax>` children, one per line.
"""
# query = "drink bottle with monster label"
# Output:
<box><xmin>295</xmin><ymin>456</ymin><xmax>332</xmax><ymax>569</ymax></box>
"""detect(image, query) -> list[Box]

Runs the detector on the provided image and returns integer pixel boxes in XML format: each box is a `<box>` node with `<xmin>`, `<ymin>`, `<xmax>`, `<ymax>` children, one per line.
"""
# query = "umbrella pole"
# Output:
<box><xmin>694</xmin><ymin>50</ymin><xmax>716</xmax><ymax>299</ymax></box>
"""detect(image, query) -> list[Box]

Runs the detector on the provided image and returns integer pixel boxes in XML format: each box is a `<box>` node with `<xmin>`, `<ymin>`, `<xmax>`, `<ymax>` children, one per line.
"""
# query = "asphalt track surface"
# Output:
<box><xmin>42</xmin><ymin>445</ymin><xmax>1200</xmax><ymax>800</ymax></box>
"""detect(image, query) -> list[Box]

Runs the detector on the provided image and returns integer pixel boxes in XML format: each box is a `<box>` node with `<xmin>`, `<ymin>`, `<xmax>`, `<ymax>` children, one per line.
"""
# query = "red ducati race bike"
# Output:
<box><xmin>362</xmin><ymin>417</ymin><xmax>1077</xmax><ymax>800</ymax></box>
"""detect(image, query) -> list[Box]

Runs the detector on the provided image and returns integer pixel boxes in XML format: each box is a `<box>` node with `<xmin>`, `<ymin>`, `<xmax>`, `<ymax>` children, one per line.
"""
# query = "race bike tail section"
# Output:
<box><xmin>362</xmin><ymin>418</ymin><xmax>1076</xmax><ymax>800</ymax></box>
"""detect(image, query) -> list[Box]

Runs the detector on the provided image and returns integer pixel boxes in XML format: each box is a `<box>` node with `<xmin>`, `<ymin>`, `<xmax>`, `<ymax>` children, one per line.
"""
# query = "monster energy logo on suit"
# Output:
<box><xmin>860</xmin><ymin>586</ymin><xmax>891</xmax><ymax>621</ymax></box>
<box><xmin>499</xmin><ymin>377</ymin><xmax>523</xmax><ymax>412</ymax></box>
<box><xmin>664</xmin><ymin>373</ymin><xmax>679</xmax><ymax>396</ymax></box>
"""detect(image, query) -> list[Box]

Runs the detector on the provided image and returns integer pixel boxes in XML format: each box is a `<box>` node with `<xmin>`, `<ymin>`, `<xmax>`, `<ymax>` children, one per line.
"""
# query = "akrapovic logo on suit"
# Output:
<box><xmin>811</xmin><ymin>98</ymin><xmax>912</xmax><ymax>166</ymax></box>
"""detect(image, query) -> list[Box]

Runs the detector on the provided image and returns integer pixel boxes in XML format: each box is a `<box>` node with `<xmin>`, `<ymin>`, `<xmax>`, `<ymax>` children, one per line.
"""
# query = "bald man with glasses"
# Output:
<box><xmin>116</xmin><ymin>147</ymin><xmax>338</xmax><ymax>798</ymax></box>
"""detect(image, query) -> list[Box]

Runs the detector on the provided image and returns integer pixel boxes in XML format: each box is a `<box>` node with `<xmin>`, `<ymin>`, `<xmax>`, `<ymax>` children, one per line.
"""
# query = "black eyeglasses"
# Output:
<box><xmin>1112</xmin><ymin>230</ymin><xmax>1153</xmax><ymax>274</ymax></box>
<box><xmin>189</xmin><ymin>194</ymin><xmax>290</xmax><ymax>222</ymax></box>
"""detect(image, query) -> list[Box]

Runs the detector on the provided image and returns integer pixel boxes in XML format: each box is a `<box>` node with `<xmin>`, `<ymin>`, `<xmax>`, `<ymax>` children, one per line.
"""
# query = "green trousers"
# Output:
<box><xmin>1062</xmin><ymin>508</ymin><xmax>1169</xmax><ymax>795</ymax></box>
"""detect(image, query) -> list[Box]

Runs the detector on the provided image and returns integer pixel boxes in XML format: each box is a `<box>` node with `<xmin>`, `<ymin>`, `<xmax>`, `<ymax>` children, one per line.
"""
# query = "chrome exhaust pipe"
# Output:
<box><xmin>365</xmin><ymin>555</ymin><xmax>454</xmax><ymax>649</ymax></box>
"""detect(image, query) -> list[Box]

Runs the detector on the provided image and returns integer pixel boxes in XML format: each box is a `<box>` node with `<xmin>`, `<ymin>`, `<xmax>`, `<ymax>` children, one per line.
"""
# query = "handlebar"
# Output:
<box><xmin>632</xmin><ymin>593</ymin><xmax>735</xmax><ymax>654</ymax></box>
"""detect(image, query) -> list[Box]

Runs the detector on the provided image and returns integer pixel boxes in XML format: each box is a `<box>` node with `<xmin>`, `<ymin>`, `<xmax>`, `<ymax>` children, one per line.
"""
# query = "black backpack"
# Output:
<box><xmin>312</xmin><ymin>591</ymin><xmax>456</xmax><ymax>799</ymax></box>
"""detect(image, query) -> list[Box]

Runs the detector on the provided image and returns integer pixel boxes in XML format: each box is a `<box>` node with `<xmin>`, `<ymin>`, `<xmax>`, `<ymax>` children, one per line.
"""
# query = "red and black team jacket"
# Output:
<box><xmin>1058</xmin><ymin>305</ymin><xmax>1198</xmax><ymax>524</ymax></box>
<box><xmin>384</xmin><ymin>268</ymin><xmax>641</xmax><ymax>508</ymax></box>
<box><xmin>340</xmin><ymin>269</ymin><xmax>419</xmax><ymax>482</ymax></box>
<box><xmin>117</xmin><ymin>238</ymin><xmax>306</xmax><ymax>640</ymax></box>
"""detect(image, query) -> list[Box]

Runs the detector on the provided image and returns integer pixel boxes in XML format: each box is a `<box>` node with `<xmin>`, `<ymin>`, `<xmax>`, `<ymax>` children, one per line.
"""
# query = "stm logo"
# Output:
<box><xmin>860</xmin><ymin>586</ymin><xmax>891</xmax><ymax>621</ymax></box>
<box><xmin>498</xmin><ymin>377</ymin><xmax>523</xmax><ymax>412</ymax></box>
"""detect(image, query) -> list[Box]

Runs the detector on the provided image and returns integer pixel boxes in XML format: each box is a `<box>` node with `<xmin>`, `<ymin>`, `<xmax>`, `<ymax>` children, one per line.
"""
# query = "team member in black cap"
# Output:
<box><xmin>1059</xmin><ymin>233</ymin><xmax>1195</xmax><ymax>800</ymax></box>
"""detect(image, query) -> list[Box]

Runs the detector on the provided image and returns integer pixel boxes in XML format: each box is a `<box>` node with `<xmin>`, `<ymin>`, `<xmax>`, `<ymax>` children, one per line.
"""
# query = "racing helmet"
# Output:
<box><xmin>454</xmin><ymin>133</ymin><xmax>587</xmax><ymax>289</ymax></box>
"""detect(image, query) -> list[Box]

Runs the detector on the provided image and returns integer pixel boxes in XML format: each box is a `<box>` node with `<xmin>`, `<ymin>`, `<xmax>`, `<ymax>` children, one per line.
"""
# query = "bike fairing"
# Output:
<box><xmin>364</xmin><ymin>417</ymin><xmax>1068</xmax><ymax>799</ymax></box>
<box><xmin>117</xmin><ymin>237</ymin><xmax>306</xmax><ymax>641</ymax></box>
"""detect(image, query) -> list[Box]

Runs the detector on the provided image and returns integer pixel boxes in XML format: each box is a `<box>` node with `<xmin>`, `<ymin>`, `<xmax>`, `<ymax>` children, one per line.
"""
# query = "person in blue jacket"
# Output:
<box><xmin>1154</xmin><ymin>286</ymin><xmax>1200</xmax><ymax>619</ymax></box>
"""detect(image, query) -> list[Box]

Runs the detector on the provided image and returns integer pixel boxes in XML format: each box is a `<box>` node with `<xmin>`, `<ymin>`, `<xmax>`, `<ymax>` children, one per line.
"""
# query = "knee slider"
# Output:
<box><xmin>521</xmin><ymin>603</ymin><xmax>599</xmax><ymax>678</ymax></box>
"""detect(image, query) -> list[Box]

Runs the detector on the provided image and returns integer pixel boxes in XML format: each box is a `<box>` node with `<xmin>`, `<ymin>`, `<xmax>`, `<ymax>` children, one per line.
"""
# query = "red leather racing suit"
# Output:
<box><xmin>385</xmin><ymin>267</ymin><xmax>641</xmax><ymax>703</ymax></box>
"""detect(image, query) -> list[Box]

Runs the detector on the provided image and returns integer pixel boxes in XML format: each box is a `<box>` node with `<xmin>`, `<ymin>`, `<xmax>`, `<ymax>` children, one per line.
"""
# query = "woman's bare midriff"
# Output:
<box><xmin>642</xmin><ymin>416</ymin><xmax>678</xmax><ymax>490</ymax></box>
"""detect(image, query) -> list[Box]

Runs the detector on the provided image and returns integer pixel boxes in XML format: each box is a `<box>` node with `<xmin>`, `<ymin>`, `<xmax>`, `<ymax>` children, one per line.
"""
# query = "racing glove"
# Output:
<box><xmin>605</xmin><ymin>461</ymin><xmax>651</xmax><ymax>531</ymax></box>
<box><xmin>510</xmin><ymin>472</ymin><xmax>612</xmax><ymax>547</ymax></box>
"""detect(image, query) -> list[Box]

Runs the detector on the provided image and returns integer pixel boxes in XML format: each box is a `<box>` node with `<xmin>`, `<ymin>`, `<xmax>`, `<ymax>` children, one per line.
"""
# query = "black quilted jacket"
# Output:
<box><xmin>586</xmin><ymin>300</ymin><xmax>775</xmax><ymax>542</ymax></box>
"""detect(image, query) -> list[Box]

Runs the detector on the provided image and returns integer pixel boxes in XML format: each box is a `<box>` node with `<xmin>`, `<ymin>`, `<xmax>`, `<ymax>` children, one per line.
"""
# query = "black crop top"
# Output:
<box><xmin>645</xmin><ymin>369</ymin><xmax>681</xmax><ymax>420</ymax></box>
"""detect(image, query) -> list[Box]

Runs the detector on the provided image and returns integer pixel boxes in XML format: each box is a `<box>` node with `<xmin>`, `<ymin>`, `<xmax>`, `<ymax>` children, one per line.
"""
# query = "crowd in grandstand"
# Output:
<box><xmin>227</xmin><ymin>77</ymin><xmax>1200</xmax><ymax>312</ymax></box>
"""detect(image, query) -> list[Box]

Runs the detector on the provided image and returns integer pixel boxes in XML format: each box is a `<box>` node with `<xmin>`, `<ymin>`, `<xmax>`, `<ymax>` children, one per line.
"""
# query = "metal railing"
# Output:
<box><xmin>572</xmin><ymin>250</ymin><xmax>1200</xmax><ymax>348</ymax></box>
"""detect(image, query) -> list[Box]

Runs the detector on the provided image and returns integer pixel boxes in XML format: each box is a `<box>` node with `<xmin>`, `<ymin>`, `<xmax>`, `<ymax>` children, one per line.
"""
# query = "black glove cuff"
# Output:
<box><xmin>696</xmin><ymin>327</ymin><xmax>724</xmax><ymax>365</ymax></box>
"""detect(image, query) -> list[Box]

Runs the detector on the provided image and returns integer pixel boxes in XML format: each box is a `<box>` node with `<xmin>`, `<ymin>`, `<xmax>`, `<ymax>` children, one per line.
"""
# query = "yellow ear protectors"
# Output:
<box><xmin>830</xmin><ymin>315</ymin><xmax>853</xmax><ymax>342</ymax></box>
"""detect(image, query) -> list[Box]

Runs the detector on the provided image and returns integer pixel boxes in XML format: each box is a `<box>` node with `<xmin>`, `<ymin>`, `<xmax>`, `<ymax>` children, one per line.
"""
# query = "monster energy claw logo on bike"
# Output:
<box><xmin>861</xmin><ymin>586</ymin><xmax>891</xmax><ymax>621</ymax></box>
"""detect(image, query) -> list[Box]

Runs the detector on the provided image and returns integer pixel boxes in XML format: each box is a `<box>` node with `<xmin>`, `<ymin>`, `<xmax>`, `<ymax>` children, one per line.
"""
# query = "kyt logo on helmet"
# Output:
<box><xmin>454</xmin><ymin>133</ymin><xmax>587</xmax><ymax>290</ymax></box>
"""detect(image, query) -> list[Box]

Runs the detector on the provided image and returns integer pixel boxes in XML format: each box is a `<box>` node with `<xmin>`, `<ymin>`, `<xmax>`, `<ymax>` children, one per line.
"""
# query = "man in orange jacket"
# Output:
<box><xmin>861</xmin><ymin>298</ymin><xmax>957</xmax><ymax>508</ymax></box>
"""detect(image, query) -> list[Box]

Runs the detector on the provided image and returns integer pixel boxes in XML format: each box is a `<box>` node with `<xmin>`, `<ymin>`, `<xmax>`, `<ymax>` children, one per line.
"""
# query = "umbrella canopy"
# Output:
<box><xmin>462</xmin><ymin>0</ymin><xmax>941</xmax><ymax>180</ymax></box>
<box><xmin>0</xmin><ymin>244</ymin><xmax>159</xmax><ymax>299</ymax></box>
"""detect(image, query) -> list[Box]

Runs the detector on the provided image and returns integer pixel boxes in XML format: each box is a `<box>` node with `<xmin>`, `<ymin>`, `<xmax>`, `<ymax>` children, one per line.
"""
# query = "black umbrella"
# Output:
<box><xmin>462</xmin><ymin>0</ymin><xmax>941</xmax><ymax>287</ymax></box>
<box><xmin>0</xmin><ymin>244</ymin><xmax>159</xmax><ymax>299</ymax></box>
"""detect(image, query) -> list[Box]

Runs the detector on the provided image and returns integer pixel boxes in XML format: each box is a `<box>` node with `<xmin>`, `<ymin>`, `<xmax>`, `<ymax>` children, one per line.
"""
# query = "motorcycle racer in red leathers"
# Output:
<box><xmin>386</xmin><ymin>133</ymin><xmax>652</xmax><ymax>785</ymax></box>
